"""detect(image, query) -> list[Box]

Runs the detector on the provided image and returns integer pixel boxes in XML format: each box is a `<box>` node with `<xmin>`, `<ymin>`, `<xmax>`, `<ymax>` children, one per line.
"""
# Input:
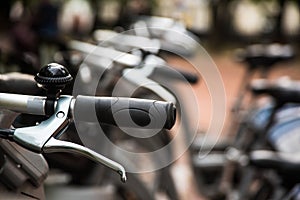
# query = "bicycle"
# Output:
<box><xmin>192</xmin><ymin>43</ymin><xmax>295</xmax><ymax>199</ymax></box>
<box><xmin>67</xmin><ymin>38</ymin><xmax>199</xmax><ymax>200</ymax></box>
<box><xmin>0</xmin><ymin>63</ymin><xmax>176</xmax><ymax>199</ymax></box>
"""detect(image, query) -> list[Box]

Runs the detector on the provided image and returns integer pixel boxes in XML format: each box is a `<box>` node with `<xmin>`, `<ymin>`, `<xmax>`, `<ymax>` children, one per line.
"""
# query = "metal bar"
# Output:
<box><xmin>0</xmin><ymin>93</ymin><xmax>46</xmax><ymax>115</ymax></box>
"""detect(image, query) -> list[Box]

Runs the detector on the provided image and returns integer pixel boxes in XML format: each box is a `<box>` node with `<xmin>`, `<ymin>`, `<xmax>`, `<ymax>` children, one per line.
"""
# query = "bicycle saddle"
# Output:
<box><xmin>250</xmin><ymin>77</ymin><xmax>300</xmax><ymax>105</ymax></box>
<box><xmin>250</xmin><ymin>150</ymin><xmax>300</xmax><ymax>173</ymax></box>
<box><xmin>236</xmin><ymin>43</ymin><xmax>294</xmax><ymax>69</ymax></box>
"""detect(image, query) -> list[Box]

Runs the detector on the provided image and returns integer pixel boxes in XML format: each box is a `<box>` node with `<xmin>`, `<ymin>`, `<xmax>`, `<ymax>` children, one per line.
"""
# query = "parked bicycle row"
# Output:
<box><xmin>0</xmin><ymin>14</ymin><xmax>203</xmax><ymax>200</ymax></box>
<box><xmin>193</xmin><ymin>43</ymin><xmax>300</xmax><ymax>200</ymax></box>
<box><xmin>0</xmin><ymin>8</ymin><xmax>300</xmax><ymax>200</ymax></box>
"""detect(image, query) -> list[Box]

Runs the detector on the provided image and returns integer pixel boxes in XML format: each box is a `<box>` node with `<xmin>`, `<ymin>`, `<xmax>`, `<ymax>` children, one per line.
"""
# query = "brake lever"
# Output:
<box><xmin>44</xmin><ymin>137</ymin><xmax>126</xmax><ymax>182</ymax></box>
<box><xmin>12</xmin><ymin>96</ymin><xmax>127</xmax><ymax>182</ymax></box>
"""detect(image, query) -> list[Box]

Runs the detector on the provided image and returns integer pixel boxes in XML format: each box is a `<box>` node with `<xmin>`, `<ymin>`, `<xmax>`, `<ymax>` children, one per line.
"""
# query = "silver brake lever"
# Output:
<box><xmin>43</xmin><ymin>137</ymin><xmax>126</xmax><ymax>182</ymax></box>
<box><xmin>13</xmin><ymin>96</ymin><xmax>127</xmax><ymax>182</ymax></box>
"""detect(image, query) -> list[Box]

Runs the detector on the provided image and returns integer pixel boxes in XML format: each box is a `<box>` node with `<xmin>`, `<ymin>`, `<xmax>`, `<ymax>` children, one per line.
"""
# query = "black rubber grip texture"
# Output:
<box><xmin>153</xmin><ymin>67</ymin><xmax>199</xmax><ymax>84</ymax></box>
<box><xmin>74</xmin><ymin>96</ymin><xmax>176</xmax><ymax>130</ymax></box>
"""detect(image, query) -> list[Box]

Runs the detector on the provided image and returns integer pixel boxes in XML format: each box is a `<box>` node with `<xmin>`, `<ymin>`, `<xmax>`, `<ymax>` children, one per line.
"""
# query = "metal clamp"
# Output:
<box><xmin>13</xmin><ymin>96</ymin><xmax>127</xmax><ymax>182</ymax></box>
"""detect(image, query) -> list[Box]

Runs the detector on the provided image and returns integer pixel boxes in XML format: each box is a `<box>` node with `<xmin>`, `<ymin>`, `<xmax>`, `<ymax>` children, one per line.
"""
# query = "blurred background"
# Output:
<box><xmin>0</xmin><ymin>0</ymin><xmax>299</xmax><ymax>49</ymax></box>
<box><xmin>0</xmin><ymin>0</ymin><xmax>300</xmax><ymax>200</ymax></box>
<box><xmin>0</xmin><ymin>0</ymin><xmax>299</xmax><ymax>129</ymax></box>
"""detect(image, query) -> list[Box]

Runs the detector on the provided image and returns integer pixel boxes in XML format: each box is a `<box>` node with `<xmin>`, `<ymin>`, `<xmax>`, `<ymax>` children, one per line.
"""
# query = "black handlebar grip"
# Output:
<box><xmin>153</xmin><ymin>67</ymin><xmax>199</xmax><ymax>84</ymax></box>
<box><xmin>0</xmin><ymin>73</ymin><xmax>43</xmax><ymax>95</ymax></box>
<box><xmin>74</xmin><ymin>96</ymin><xmax>176</xmax><ymax>130</ymax></box>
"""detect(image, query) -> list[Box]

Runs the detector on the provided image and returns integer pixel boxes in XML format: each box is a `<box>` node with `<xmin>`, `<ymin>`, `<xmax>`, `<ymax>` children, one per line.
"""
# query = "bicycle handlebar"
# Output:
<box><xmin>142</xmin><ymin>54</ymin><xmax>199</xmax><ymax>84</ymax></box>
<box><xmin>0</xmin><ymin>73</ymin><xmax>43</xmax><ymax>95</ymax></box>
<box><xmin>94</xmin><ymin>29</ymin><xmax>161</xmax><ymax>54</ymax></box>
<box><xmin>69</xmin><ymin>40</ymin><xmax>142</xmax><ymax>66</ymax></box>
<box><xmin>0</xmin><ymin>64</ymin><xmax>177</xmax><ymax>183</ymax></box>
<box><xmin>0</xmin><ymin>93</ymin><xmax>176</xmax><ymax>130</ymax></box>
<box><xmin>152</xmin><ymin>67</ymin><xmax>199</xmax><ymax>84</ymax></box>
<box><xmin>0</xmin><ymin>93</ymin><xmax>46</xmax><ymax>115</ymax></box>
<box><xmin>74</xmin><ymin>95</ymin><xmax>175</xmax><ymax>130</ymax></box>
